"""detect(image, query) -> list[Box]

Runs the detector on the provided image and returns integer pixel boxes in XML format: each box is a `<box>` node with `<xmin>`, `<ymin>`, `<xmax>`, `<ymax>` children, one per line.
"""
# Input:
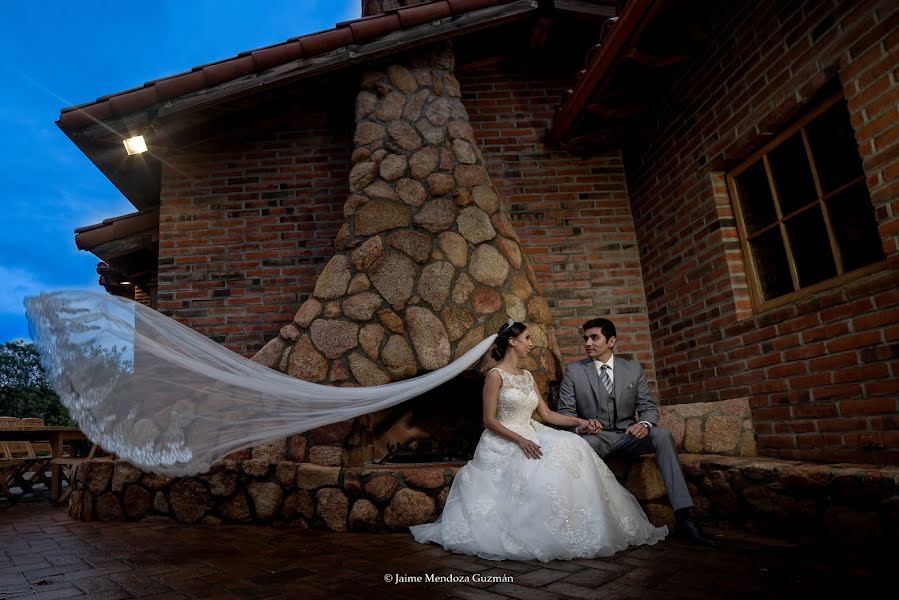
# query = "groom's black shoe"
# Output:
<box><xmin>674</xmin><ymin>514</ymin><xmax>717</xmax><ymax>547</ymax></box>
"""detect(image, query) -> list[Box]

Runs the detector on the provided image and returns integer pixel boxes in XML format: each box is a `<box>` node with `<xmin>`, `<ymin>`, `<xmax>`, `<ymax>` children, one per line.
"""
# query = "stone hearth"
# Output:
<box><xmin>362</xmin><ymin>373</ymin><xmax>484</xmax><ymax>464</ymax></box>
<box><xmin>66</xmin><ymin>399</ymin><xmax>898</xmax><ymax>544</ymax></box>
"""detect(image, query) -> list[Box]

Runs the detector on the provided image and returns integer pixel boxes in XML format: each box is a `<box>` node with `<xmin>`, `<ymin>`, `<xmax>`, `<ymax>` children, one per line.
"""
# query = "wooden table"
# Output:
<box><xmin>0</xmin><ymin>427</ymin><xmax>90</xmax><ymax>500</ymax></box>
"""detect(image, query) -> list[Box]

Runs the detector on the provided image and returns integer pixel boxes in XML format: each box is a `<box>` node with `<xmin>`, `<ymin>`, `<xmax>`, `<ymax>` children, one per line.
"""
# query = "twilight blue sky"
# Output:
<box><xmin>0</xmin><ymin>1</ymin><xmax>359</xmax><ymax>342</ymax></box>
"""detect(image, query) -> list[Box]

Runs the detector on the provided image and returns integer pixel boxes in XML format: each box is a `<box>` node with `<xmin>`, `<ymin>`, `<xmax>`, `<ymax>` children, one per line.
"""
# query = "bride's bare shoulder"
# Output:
<box><xmin>485</xmin><ymin>367</ymin><xmax>504</xmax><ymax>382</ymax></box>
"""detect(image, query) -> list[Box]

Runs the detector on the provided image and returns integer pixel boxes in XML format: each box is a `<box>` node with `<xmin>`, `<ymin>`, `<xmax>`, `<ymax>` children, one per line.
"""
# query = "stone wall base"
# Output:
<box><xmin>70</xmin><ymin>456</ymin><xmax>899</xmax><ymax>544</ymax></box>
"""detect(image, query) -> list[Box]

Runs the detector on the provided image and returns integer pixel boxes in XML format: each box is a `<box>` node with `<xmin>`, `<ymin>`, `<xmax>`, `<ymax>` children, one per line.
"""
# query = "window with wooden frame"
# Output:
<box><xmin>727</xmin><ymin>93</ymin><xmax>885</xmax><ymax>312</ymax></box>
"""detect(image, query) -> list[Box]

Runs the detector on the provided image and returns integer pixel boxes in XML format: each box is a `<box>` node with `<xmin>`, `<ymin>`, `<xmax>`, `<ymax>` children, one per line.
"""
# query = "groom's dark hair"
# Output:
<box><xmin>582</xmin><ymin>318</ymin><xmax>616</xmax><ymax>341</ymax></box>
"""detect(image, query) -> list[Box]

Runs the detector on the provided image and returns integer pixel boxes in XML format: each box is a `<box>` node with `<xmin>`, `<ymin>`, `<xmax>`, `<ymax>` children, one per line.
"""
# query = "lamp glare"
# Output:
<box><xmin>123</xmin><ymin>135</ymin><xmax>147</xmax><ymax>155</ymax></box>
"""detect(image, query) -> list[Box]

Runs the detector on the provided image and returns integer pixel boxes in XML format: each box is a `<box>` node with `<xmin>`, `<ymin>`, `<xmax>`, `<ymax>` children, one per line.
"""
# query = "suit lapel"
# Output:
<box><xmin>613</xmin><ymin>358</ymin><xmax>625</xmax><ymax>405</ymax></box>
<box><xmin>583</xmin><ymin>359</ymin><xmax>602</xmax><ymax>408</ymax></box>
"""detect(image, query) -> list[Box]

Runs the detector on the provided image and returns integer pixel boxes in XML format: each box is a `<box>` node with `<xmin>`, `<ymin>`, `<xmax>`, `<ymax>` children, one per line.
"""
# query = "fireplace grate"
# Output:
<box><xmin>379</xmin><ymin>439</ymin><xmax>475</xmax><ymax>464</ymax></box>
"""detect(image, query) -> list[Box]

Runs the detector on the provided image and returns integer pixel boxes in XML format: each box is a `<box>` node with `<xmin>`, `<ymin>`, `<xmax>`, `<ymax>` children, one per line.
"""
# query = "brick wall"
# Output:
<box><xmin>157</xmin><ymin>99</ymin><xmax>353</xmax><ymax>357</ymax></box>
<box><xmin>155</xmin><ymin>59</ymin><xmax>655</xmax><ymax>381</ymax></box>
<box><xmin>624</xmin><ymin>0</ymin><xmax>899</xmax><ymax>463</ymax></box>
<box><xmin>458</xmin><ymin>64</ymin><xmax>657</xmax><ymax>385</ymax></box>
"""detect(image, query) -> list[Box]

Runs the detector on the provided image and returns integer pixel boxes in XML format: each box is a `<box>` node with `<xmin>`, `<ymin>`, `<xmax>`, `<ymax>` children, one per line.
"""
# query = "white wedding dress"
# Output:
<box><xmin>410</xmin><ymin>368</ymin><xmax>667</xmax><ymax>561</ymax></box>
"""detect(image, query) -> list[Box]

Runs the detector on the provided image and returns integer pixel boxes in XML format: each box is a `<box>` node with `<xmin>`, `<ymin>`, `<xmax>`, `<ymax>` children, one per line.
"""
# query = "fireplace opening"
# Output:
<box><xmin>362</xmin><ymin>372</ymin><xmax>486</xmax><ymax>464</ymax></box>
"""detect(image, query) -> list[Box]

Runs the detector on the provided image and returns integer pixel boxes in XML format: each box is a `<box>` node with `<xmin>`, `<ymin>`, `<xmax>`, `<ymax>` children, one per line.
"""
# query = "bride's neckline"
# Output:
<box><xmin>494</xmin><ymin>367</ymin><xmax>528</xmax><ymax>377</ymax></box>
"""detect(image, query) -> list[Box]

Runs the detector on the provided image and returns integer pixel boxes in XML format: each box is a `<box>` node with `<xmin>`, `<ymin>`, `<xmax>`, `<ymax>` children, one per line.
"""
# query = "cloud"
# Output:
<box><xmin>0</xmin><ymin>267</ymin><xmax>45</xmax><ymax>315</ymax></box>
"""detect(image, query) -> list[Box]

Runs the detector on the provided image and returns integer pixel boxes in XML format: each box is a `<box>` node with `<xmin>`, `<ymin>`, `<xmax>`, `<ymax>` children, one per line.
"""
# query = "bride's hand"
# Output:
<box><xmin>517</xmin><ymin>436</ymin><xmax>542</xmax><ymax>459</ymax></box>
<box><xmin>575</xmin><ymin>419</ymin><xmax>602</xmax><ymax>434</ymax></box>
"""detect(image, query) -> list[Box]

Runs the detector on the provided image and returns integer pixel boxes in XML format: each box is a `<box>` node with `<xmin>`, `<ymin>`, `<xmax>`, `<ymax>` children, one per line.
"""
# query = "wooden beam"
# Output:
<box><xmin>585</xmin><ymin>101</ymin><xmax>648</xmax><ymax>118</ymax></box>
<box><xmin>530</xmin><ymin>16</ymin><xmax>553</xmax><ymax>49</ymax></box>
<box><xmin>455</xmin><ymin>53</ymin><xmax>518</xmax><ymax>74</ymax></box>
<box><xmin>548</xmin><ymin>0</ymin><xmax>663</xmax><ymax>145</ymax></box>
<box><xmin>91</xmin><ymin>232</ymin><xmax>157</xmax><ymax>262</ymax></box>
<box><xmin>561</xmin><ymin>129</ymin><xmax>622</xmax><ymax>154</ymax></box>
<box><xmin>554</xmin><ymin>0</ymin><xmax>617</xmax><ymax>19</ymax></box>
<box><xmin>623</xmin><ymin>47</ymin><xmax>689</xmax><ymax>67</ymax></box>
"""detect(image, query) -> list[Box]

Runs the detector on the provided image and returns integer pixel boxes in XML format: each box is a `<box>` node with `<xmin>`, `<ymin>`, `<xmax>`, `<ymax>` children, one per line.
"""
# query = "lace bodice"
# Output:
<box><xmin>491</xmin><ymin>368</ymin><xmax>539</xmax><ymax>432</ymax></box>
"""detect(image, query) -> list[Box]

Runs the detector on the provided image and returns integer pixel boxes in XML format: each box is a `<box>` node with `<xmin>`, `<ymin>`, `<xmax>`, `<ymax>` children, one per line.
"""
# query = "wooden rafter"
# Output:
<box><xmin>623</xmin><ymin>47</ymin><xmax>689</xmax><ymax>67</ymax></box>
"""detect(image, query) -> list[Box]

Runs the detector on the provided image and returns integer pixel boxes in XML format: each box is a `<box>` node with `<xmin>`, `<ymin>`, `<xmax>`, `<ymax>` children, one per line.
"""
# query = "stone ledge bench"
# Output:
<box><xmin>605</xmin><ymin>398</ymin><xmax>898</xmax><ymax>544</ymax></box>
<box><xmin>67</xmin><ymin>454</ymin><xmax>899</xmax><ymax>543</ymax></box>
<box><xmin>616</xmin><ymin>453</ymin><xmax>899</xmax><ymax>544</ymax></box>
<box><xmin>67</xmin><ymin>399</ymin><xmax>899</xmax><ymax>543</ymax></box>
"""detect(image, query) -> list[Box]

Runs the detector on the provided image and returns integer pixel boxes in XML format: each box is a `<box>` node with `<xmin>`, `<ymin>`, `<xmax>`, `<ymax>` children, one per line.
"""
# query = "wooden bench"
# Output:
<box><xmin>0</xmin><ymin>418</ymin><xmax>94</xmax><ymax>502</ymax></box>
<box><xmin>0</xmin><ymin>416</ymin><xmax>49</xmax><ymax>495</ymax></box>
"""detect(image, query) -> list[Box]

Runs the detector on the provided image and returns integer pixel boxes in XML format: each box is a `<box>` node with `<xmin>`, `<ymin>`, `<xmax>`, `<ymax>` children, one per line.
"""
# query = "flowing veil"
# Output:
<box><xmin>24</xmin><ymin>291</ymin><xmax>496</xmax><ymax>476</ymax></box>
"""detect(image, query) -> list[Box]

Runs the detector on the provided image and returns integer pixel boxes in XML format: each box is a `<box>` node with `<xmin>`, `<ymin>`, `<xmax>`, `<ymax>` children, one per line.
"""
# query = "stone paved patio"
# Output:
<box><xmin>0</xmin><ymin>496</ymin><xmax>888</xmax><ymax>599</ymax></box>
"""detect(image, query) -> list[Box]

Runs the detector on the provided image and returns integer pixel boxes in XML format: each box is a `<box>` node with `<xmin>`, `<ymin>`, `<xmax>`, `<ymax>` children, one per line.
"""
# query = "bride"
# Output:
<box><xmin>410</xmin><ymin>321</ymin><xmax>667</xmax><ymax>561</ymax></box>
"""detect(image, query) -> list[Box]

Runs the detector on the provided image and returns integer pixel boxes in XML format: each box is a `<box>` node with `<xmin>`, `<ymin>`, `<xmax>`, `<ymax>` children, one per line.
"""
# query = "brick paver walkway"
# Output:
<box><xmin>0</xmin><ymin>497</ymin><xmax>886</xmax><ymax>599</ymax></box>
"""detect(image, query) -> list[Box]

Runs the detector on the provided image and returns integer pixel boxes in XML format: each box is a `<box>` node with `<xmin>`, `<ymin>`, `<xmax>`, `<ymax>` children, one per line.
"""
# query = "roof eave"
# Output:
<box><xmin>58</xmin><ymin>0</ymin><xmax>540</xmax><ymax>210</ymax></box>
<box><xmin>74</xmin><ymin>209</ymin><xmax>159</xmax><ymax>251</ymax></box>
<box><xmin>547</xmin><ymin>0</ymin><xmax>662</xmax><ymax>146</ymax></box>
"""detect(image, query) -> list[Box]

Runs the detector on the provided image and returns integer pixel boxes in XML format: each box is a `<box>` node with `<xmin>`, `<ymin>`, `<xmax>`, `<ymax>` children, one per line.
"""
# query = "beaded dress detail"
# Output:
<box><xmin>410</xmin><ymin>368</ymin><xmax>667</xmax><ymax>561</ymax></box>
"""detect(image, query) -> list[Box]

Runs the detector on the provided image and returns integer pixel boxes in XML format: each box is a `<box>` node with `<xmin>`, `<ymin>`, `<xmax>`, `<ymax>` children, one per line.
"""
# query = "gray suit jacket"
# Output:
<box><xmin>558</xmin><ymin>356</ymin><xmax>659</xmax><ymax>431</ymax></box>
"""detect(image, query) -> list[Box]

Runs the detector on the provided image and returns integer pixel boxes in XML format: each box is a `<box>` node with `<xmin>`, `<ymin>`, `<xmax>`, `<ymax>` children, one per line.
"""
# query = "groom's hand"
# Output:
<box><xmin>625</xmin><ymin>423</ymin><xmax>649</xmax><ymax>440</ymax></box>
<box><xmin>575</xmin><ymin>419</ymin><xmax>602</xmax><ymax>434</ymax></box>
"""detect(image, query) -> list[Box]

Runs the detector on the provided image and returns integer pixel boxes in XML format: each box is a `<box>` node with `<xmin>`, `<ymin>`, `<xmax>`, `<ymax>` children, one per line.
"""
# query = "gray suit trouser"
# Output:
<box><xmin>581</xmin><ymin>427</ymin><xmax>694</xmax><ymax>511</ymax></box>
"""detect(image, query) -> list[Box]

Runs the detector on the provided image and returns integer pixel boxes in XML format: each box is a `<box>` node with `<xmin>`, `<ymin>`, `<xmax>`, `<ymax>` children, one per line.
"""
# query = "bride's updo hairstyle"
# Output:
<box><xmin>491</xmin><ymin>320</ymin><xmax>527</xmax><ymax>360</ymax></box>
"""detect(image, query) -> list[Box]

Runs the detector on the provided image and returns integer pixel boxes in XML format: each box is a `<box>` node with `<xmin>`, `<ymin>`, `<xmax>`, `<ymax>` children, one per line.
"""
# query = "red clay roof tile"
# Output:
<box><xmin>74</xmin><ymin>210</ymin><xmax>159</xmax><ymax>251</ymax></box>
<box><xmin>57</xmin><ymin>0</ymin><xmax>516</xmax><ymax>131</ymax></box>
<box><xmin>155</xmin><ymin>70</ymin><xmax>208</xmax><ymax>102</ymax></box>
<box><xmin>296</xmin><ymin>26</ymin><xmax>354</xmax><ymax>56</ymax></box>
<box><xmin>57</xmin><ymin>110</ymin><xmax>91</xmax><ymax>129</ymax></box>
<box><xmin>108</xmin><ymin>86</ymin><xmax>159</xmax><ymax>116</ymax></box>
<box><xmin>202</xmin><ymin>55</ymin><xmax>256</xmax><ymax>86</ymax></box>
<box><xmin>448</xmin><ymin>0</ymin><xmax>499</xmax><ymax>15</ymax></box>
<box><xmin>334</xmin><ymin>12</ymin><xmax>382</xmax><ymax>28</ymax></box>
<box><xmin>251</xmin><ymin>42</ymin><xmax>303</xmax><ymax>71</ymax></box>
<box><xmin>83</xmin><ymin>101</ymin><xmax>114</xmax><ymax>123</ymax></box>
<box><xmin>347</xmin><ymin>13</ymin><xmax>402</xmax><ymax>43</ymax></box>
<box><xmin>396</xmin><ymin>1</ymin><xmax>452</xmax><ymax>28</ymax></box>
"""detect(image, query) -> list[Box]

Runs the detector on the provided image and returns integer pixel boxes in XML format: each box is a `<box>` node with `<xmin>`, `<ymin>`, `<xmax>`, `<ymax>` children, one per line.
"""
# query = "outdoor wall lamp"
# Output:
<box><xmin>123</xmin><ymin>135</ymin><xmax>148</xmax><ymax>155</ymax></box>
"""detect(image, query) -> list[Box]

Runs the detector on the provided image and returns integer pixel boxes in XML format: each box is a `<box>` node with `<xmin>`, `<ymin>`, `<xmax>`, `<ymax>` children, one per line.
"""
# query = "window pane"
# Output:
<box><xmin>768</xmin><ymin>133</ymin><xmax>818</xmax><ymax>215</ymax></box>
<box><xmin>827</xmin><ymin>181</ymin><xmax>885</xmax><ymax>272</ymax></box>
<box><xmin>784</xmin><ymin>207</ymin><xmax>837</xmax><ymax>287</ymax></box>
<box><xmin>735</xmin><ymin>161</ymin><xmax>777</xmax><ymax>234</ymax></box>
<box><xmin>750</xmin><ymin>227</ymin><xmax>793</xmax><ymax>301</ymax></box>
<box><xmin>806</xmin><ymin>101</ymin><xmax>865</xmax><ymax>194</ymax></box>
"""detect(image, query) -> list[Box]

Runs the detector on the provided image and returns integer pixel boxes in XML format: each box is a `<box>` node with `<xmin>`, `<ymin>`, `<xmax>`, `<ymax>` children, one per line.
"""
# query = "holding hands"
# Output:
<box><xmin>575</xmin><ymin>419</ymin><xmax>602</xmax><ymax>435</ymax></box>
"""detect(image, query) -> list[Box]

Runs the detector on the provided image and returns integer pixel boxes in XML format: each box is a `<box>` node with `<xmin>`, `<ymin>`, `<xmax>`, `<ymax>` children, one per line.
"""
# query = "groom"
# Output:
<box><xmin>558</xmin><ymin>318</ymin><xmax>715</xmax><ymax>546</ymax></box>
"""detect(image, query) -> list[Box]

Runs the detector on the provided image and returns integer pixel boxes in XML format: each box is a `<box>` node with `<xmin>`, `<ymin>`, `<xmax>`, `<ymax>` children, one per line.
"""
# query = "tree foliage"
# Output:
<box><xmin>0</xmin><ymin>340</ymin><xmax>75</xmax><ymax>426</ymax></box>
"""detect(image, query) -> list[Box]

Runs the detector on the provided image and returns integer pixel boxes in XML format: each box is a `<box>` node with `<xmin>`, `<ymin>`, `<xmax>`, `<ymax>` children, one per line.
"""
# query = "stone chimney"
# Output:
<box><xmin>253</xmin><ymin>44</ymin><xmax>562</xmax><ymax>398</ymax></box>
